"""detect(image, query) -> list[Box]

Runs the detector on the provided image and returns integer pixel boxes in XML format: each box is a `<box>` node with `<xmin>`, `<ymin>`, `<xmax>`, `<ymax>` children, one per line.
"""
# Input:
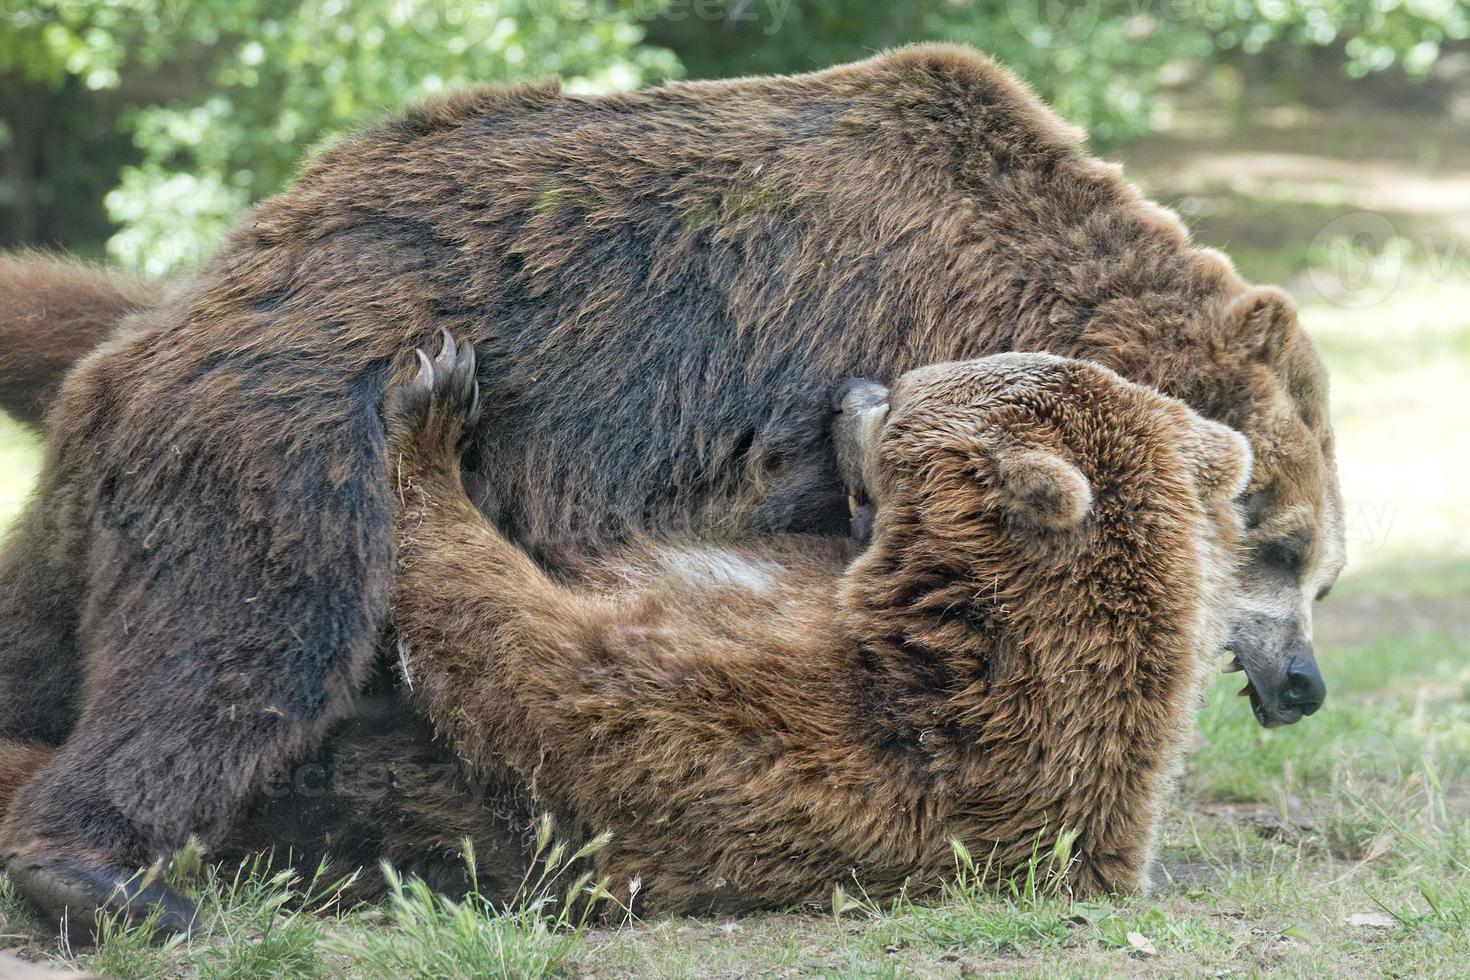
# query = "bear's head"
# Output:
<box><xmin>1204</xmin><ymin>287</ymin><xmax>1342</xmax><ymax>726</ymax></box>
<box><xmin>832</xmin><ymin>353</ymin><xmax>1251</xmax><ymax>711</ymax></box>
<box><xmin>1083</xmin><ymin>285</ymin><xmax>1340</xmax><ymax>726</ymax></box>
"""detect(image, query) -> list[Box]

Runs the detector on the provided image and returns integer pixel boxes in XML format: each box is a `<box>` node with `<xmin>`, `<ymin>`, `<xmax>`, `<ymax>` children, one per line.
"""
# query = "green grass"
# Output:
<box><xmin>331</xmin><ymin>870</ymin><xmax>589</xmax><ymax>979</ymax></box>
<box><xmin>0</xmin><ymin>875</ymin><xmax>31</xmax><ymax>936</ymax></box>
<box><xmin>1191</xmin><ymin>630</ymin><xmax>1470</xmax><ymax>803</ymax></box>
<box><xmin>66</xmin><ymin>854</ymin><xmax>352</xmax><ymax>979</ymax></box>
<box><xmin>836</xmin><ymin>835</ymin><xmax>1082</xmax><ymax>958</ymax></box>
<box><xmin>27</xmin><ymin>820</ymin><xmax>618</xmax><ymax>978</ymax></box>
<box><xmin>330</xmin><ymin>823</ymin><xmax>614</xmax><ymax>979</ymax></box>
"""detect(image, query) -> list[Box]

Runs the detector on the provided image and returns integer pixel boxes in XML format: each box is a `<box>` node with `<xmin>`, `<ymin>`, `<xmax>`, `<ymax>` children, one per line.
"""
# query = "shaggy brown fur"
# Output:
<box><xmin>0</xmin><ymin>340</ymin><xmax>1246</xmax><ymax>909</ymax></box>
<box><xmin>0</xmin><ymin>254</ymin><xmax>163</xmax><ymax>429</ymax></box>
<box><xmin>0</xmin><ymin>44</ymin><xmax>1338</xmax><ymax>927</ymax></box>
<box><xmin>0</xmin><ymin>743</ymin><xmax>51</xmax><ymax>826</ymax></box>
<box><xmin>373</xmin><ymin>336</ymin><xmax>1248</xmax><ymax>910</ymax></box>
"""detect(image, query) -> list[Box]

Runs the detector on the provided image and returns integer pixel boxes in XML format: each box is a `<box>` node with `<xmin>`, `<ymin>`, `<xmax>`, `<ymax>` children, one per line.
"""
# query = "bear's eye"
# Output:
<box><xmin>1258</xmin><ymin>532</ymin><xmax>1310</xmax><ymax>577</ymax></box>
<box><xmin>1241</xmin><ymin>489</ymin><xmax>1270</xmax><ymax>529</ymax></box>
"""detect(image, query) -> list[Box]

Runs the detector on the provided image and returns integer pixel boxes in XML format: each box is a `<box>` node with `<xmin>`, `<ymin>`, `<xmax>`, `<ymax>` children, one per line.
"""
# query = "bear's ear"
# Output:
<box><xmin>1186</xmin><ymin>417</ymin><xmax>1253</xmax><ymax>505</ymax></box>
<box><xmin>1220</xmin><ymin>286</ymin><xmax>1297</xmax><ymax>362</ymax></box>
<box><xmin>992</xmin><ymin>447</ymin><xmax>1093</xmax><ymax>529</ymax></box>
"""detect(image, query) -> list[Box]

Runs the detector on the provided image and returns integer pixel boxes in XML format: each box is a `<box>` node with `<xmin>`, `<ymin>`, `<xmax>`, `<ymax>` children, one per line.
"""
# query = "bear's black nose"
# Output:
<box><xmin>1280</xmin><ymin>650</ymin><xmax>1326</xmax><ymax>716</ymax></box>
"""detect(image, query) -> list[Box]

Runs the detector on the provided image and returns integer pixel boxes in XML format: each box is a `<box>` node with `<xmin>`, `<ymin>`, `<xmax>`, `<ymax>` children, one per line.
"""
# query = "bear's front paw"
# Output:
<box><xmin>384</xmin><ymin>328</ymin><xmax>482</xmax><ymax>482</ymax></box>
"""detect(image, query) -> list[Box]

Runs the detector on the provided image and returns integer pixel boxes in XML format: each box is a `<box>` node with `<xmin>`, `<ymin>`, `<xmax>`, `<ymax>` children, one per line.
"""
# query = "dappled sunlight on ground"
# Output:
<box><xmin>1127</xmin><ymin>109</ymin><xmax>1470</xmax><ymax>600</ymax></box>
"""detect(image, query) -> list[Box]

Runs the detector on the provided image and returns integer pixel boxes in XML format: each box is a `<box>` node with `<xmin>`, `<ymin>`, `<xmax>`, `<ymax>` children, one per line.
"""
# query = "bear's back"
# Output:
<box><xmin>206</xmin><ymin>45</ymin><xmax>1251</xmax><ymax>556</ymax></box>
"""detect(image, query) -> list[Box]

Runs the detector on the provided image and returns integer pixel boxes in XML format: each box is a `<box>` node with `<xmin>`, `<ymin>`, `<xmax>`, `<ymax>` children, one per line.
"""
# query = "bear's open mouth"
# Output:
<box><xmin>847</xmin><ymin>484</ymin><xmax>874</xmax><ymax>543</ymax></box>
<box><xmin>1224</xmin><ymin>654</ymin><xmax>1269</xmax><ymax>725</ymax></box>
<box><xmin>1237</xmin><ymin>678</ymin><xmax>1267</xmax><ymax>725</ymax></box>
<box><xmin>1227</xmin><ymin>654</ymin><xmax>1304</xmax><ymax>726</ymax></box>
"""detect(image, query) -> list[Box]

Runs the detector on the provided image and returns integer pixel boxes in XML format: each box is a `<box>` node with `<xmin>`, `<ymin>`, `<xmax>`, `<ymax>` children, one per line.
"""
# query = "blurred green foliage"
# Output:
<box><xmin>657</xmin><ymin>0</ymin><xmax>1468</xmax><ymax>143</ymax></box>
<box><xmin>1</xmin><ymin>0</ymin><xmax>1465</xmax><ymax>272</ymax></box>
<box><xmin>0</xmin><ymin>0</ymin><xmax>678</xmax><ymax>271</ymax></box>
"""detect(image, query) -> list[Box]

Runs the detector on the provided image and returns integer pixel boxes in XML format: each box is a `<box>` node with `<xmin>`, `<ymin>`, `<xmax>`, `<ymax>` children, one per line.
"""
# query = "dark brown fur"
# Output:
<box><xmin>0</xmin><ymin>45</ymin><xmax>1339</xmax><ymax>923</ymax></box>
<box><xmin>0</xmin><ymin>693</ymin><xmax>539</xmax><ymax>909</ymax></box>
<box><xmin>0</xmin><ymin>743</ymin><xmax>51</xmax><ymax>824</ymax></box>
<box><xmin>0</xmin><ymin>344</ymin><xmax>1248</xmax><ymax>909</ymax></box>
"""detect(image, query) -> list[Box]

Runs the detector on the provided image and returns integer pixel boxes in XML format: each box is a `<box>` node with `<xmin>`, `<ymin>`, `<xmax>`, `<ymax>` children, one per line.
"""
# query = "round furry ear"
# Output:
<box><xmin>1219</xmin><ymin>286</ymin><xmax>1297</xmax><ymax>362</ymax></box>
<box><xmin>992</xmin><ymin>447</ymin><xmax>1092</xmax><ymax>529</ymax></box>
<box><xmin>1187</xmin><ymin>418</ymin><xmax>1253</xmax><ymax>505</ymax></box>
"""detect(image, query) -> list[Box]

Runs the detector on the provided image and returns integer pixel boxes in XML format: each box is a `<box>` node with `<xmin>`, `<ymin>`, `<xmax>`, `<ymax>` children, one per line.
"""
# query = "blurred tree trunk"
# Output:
<box><xmin>0</xmin><ymin>79</ymin><xmax>139</xmax><ymax>255</ymax></box>
<box><xmin>1</xmin><ymin>82</ymin><xmax>43</xmax><ymax>247</ymax></box>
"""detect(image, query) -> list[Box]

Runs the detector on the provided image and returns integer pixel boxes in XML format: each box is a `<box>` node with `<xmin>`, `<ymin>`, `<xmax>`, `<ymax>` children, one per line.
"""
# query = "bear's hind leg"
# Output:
<box><xmin>0</xmin><ymin>482</ymin><xmax>88</xmax><ymax>745</ymax></box>
<box><xmin>0</xmin><ymin>321</ymin><xmax>400</xmax><ymax>937</ymax></box>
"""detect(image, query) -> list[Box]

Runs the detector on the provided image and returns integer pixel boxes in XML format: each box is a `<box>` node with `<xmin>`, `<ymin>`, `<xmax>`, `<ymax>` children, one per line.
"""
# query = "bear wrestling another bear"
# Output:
<box><xmin>0</xmin><ymin>336</ymin><xmax>1250</xmax><ymax>916</ymax></box>
<box><xmin>0</xmin><ymin>44</ymin><xmax>1334</xmax><ymax>931</ymax></box>
<box><xmin>380</xmin><ymin>335</ymin><xmax>1249</xmax><ymax>912</ymax></box>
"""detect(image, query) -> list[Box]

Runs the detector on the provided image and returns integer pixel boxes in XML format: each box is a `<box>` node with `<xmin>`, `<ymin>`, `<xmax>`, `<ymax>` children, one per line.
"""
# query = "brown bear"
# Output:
<box><xmin>0</xmin><ymin>334</ymin><xmax>1250</xmax><ymax>914</ymax></box>
<box><xmin>381</xmin><ymin>334</ymin><xmax>1250</xmax><ymax>908</ymax></box>
<box><xmin>0</xmin><ymin>44</ymin><xmax>1340</xmax><ymax>929</ymax></box>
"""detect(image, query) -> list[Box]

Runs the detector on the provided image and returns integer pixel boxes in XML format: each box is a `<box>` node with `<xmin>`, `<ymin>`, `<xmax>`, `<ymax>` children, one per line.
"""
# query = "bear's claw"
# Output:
<box><xmin>386</xmin><ymin>328</ymin><xmax>481</xmax><ymax>454</ymax></box>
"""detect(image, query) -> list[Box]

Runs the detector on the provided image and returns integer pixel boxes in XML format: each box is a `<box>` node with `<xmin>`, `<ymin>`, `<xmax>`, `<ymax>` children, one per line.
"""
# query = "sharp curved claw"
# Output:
<box><xmin>414</xmin><ymin>348</ymin><xmax>433</xmax><ymax>386</ymax></box>
<box><xmin>468</xmin><ymin>379</ymin><xmax>482</xmax><ymax>425</ymax></box>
